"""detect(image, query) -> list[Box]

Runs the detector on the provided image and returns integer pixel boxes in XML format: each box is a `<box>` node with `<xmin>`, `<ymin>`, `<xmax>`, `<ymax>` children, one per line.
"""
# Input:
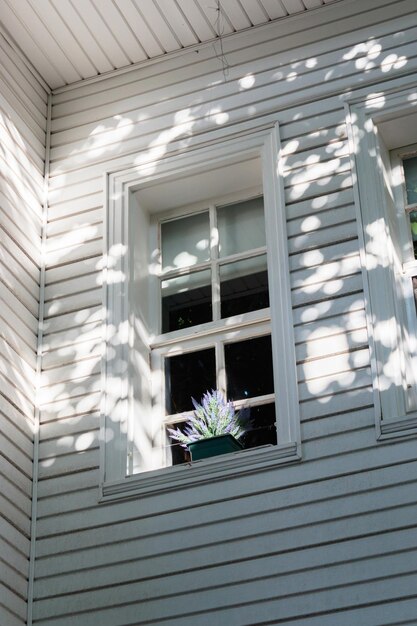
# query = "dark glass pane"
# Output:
<box><xmin>240</xmin><ymin>404</ymin><xmax>277</xmax><ymax>449</ymax></box>
<box><xmin>225</xmin><ymin>335</ymin><xmax>274</xmax><ymax>401</ymax></box>
<box><xmin>404</xmin><ymin>156</ymin><xmax>417</xmax><ymax>206</ymax></box>
<box><xmin>165</xmin><ymin>348</ymin><xmax>216</xmax><ymax>414</ymax></box>
<box><xmin>413</xmin><ymin>276</ymin><xmax>417</xmax><ymax>314</ymax></box>
<box><xmin>162</xmin><ymin>271</ymin><xmax>212</xmax><ymax>333</ymax></box>
<box><xmin>220</xmin><ymin>255</ymin><xmax>269</xmax><ymax>318</ymax></box>
<box><xmin>166</xmin><ymin>423</ymin><xmax>191</xmax><ymax>466</ymax></box>
<box><xmin>409</xmin><ymin>210</ymin><xmax>417</xmax><ymax>259</ymax></box>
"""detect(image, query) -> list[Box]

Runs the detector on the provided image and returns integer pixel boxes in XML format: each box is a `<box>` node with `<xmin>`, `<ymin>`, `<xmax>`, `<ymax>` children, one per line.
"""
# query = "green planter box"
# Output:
<box><xmin>188</xmin><ymin>434</ymin><xmax>243</xmax><ymax>461</ymax></box>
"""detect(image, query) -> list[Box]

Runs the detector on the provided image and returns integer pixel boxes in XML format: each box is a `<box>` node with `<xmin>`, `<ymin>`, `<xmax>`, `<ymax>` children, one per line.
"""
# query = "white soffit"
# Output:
<box><xmin>0</xmin><ymin>0</ymin><xmax>345</xmax><ymax>90</ymax></box>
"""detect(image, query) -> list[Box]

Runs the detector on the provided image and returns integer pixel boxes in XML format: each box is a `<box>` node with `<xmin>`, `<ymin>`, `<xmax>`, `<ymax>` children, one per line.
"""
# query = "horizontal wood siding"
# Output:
<box><xmin>0</xmin><ymin>33</ymin><xmax>47</xmax><ymax>626</ymax></box>
<box><xmin>34</xmin><ymin>1</ymin><xmax>417</xmax><ymax>624</ymax></box>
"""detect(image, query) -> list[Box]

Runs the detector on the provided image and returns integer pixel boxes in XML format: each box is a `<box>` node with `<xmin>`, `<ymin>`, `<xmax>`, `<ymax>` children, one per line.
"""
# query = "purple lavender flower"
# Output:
<box><xmin>168</xmin><ymin>389</ymin><xmax>251</xmax><ymax>448</ymax></box>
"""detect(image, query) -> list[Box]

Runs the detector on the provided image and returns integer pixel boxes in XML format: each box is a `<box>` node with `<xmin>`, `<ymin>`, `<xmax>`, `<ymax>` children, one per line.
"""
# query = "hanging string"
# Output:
<box><xmin>212</xmin><ymin>0</ymin><xmax>230</xmax><ymax>81</ymax></box>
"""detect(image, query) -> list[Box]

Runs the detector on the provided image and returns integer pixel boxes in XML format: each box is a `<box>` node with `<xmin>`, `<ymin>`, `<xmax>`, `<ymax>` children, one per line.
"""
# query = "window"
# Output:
<box><xmin>151</xmin><ymin>196</ymin><xmax>276</xmax><ymax>470</ymax></box>
<box><xmin>348</xmin><ymin>85</ymin><xmax>417</xmax><ymax>439</ymax></box>
<box><xmin>101</xmin><ymin>124</ymin><xmax>300</xmax><ymax>497</ymax></box>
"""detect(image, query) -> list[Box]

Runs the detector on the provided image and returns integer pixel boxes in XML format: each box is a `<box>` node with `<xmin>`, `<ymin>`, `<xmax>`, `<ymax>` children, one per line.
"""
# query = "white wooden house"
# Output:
<box><xmin>1</xmin><ymin>0</ymin><xmax>417</xmax><ymax>624</ymax></box>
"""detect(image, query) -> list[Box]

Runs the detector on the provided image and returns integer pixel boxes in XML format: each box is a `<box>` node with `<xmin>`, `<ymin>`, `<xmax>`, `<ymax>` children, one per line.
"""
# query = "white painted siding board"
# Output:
<box><xmin>45</xmin><ymin>240</ymin><xmax>102</xmax><ymax>270</ymax></box>
<box><xmin>72</xmin><ymin>0</ymin><xmax>131</xmax><ymax>69</ymax></box>
<box><xmin>91</xmin><ymin>0</ymin><xmax>148</xmax><ymax>64</ymax></box>
<box><xmin>259</xmin><ymin>0</ymin><xmax>287</xmax><ymax>19</ymax></box>
<box><xmin>176</xmin><ymin>0</ymin><xmax>216</xmax><ymax>41</ymax></box>
<box><xmin>113</xmin><ymin>0</ymin><xmax>164</xmax><ymax>58</ymax></box>
<box><xmin>34</xmin><ymin>464</ymin><xmax>417</xmax><ymax>572</ymax></box>
<box><xmin>132</xmin><ymin>0</ymin><xmax>181</xmax><ymax>52</ymax></box>
<box><xmin>300</xmin><ymin>387</ymin><xmax>374</xmax><ymax>421</ymax></box>
<box><xmin>196</xmin><ymin>0</ymin><xmax>234</xmax><ymax>35</ymax></box>
<box><xmin>0</xmin><ymin>61</ymin><xmax>48</xmax><ymax>123</ymax></box>
<box><xmin>41</xmin><ymin>305</ymin><xmax>102</xmax><ymax>335</ymax></box>
<box><xmin>154</xmin><ymin>0</ymin><xmax>199</xmax><ymax>47</ymax></box>
<box><xmin>0</xmin><ymin>70</ymin><xmax>46</xmax><ymax>138</ymax></box>
<box><xmin>45</xmin><ymin>256</ymin><xmax>101</xmax><ymax>287</ymax></box>
<box><xmin>282</xmin><ymin>0</ymin><xmax>305</xmax><ymax>12</ymax></box>
<box><xmin>39</xmin><ymin>391</ymin><xmax>101</xmax><ymax>422</ymax></box>
<box><xmin>47</xmin><ymin>192</ymin><xmax>103</xmax><ymax>221</ymax></box>
<box><xmin>32</xmin><ymin>538</ymin><xmax>417</xmax><ymax>620</ymax></box>
<box><xmin>49</xmin><ymin>4</ymin><xmax>414</xmax><ymax>124</ymax></box>
<box><xmin>38</xmin><ymin>448</ymin><xmax>99</xmax><ymax>479</ymax></box>
<box><xmin>35</xmin><ymin>457</ymin><xmax>417</xmax><ymax>551</ymax></box>
<box><xmin>48</xmin><ymin>0</ymin><xmax>114</xmax><ymax>77</ymax></box>
<box><xmin>25</xmin><ymin>0</ymin><xmax>97</xmax><ymax>80</ymax></box>
<box><xmin>46</xmin><ymin>208</ymin><xmax>102</xmax><ymax>238</ymax></box>
<box><xmin>0</xmin><ymin>33</ymin><xmax>45</xmax><ymax>626</ymax></box>
<box><xmin>48</xmin><ymin>6</ymin><xmax>417</xmax><ymax>126</ymax></box>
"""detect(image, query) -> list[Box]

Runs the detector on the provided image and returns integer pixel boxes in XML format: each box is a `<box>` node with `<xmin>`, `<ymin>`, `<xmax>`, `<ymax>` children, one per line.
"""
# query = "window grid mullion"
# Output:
<box><xmin>210</xmin><ymin>204</ymin><xmax>221</xmax><ymax>321</ymax></box>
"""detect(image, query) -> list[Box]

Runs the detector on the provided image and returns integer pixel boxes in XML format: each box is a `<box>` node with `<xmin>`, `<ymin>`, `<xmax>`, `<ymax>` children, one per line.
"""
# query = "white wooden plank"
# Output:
<box><xmin>38</xmin><ymin>448</ymin><xmax>99</xmax><ymax>479</ymax></box>
<box><xmin>46</xmin><ymin>208</ymin><xmax>102</xmax><ymax>238</ymax></box>
<box><xmin>45</xmin><ymin>240</ymin><xmax>102</xmax><ymax>270</ymax></box>
<box><xmin>36</xmin><ymin>453</ymin><xmax>417</xmax><ymax>549</ymax></box>
<box><xmin>38</xmin><ymin>374</ymin><xmax>101</xmax><ymax>406</ymax></box>
<box><xmin>26</xmin><ymin>0</ymin><xmax>97</xmax><ymax>80</ymax></box>
<box><xmin>42</xmin><ymin>318</ymin><xmax>101</xmax><ymax>353</ymax></box>
<box><xmin>155</xmin><ymin>0</ymin><xmax>199</xmax><ymax>47</ymax></box>
<box><xmin>40</xmin><ymin>391</ymin><xmax>100</xmax><ymax>423</ymax></box>
<box><xmin>73</xmin><ymin>0</ymin><xmax>131</xmax><ymax>69</ymax></box>
<box><xmin>43</xmin><ymin>286</ymin><xmax>102</xmax><ymax>318</ymax></box>
<box><xmin>0</xmin><ymin>375</ymin><xmax>36</xmax><ymax>419</ymax></box>
<box><xmin>40</xmin><ymin>354</ymin><xmax>101</xmax><ymax>387</ymax></box>
<box><xmin>292</xmin><ymin>272</ymin><xmax>363</xmax><ymax>308</ymax></box>
<box><xmin>259</xmin><ymin>0</ymin><xmax>287</xmax><ymax>19</ymax></box>
<box><xmin>113</xmin><ymin>0</ymin><xmax>163</xmax><ymax>57</ymax></box>
<box><xmin>49</xmin><ymin>0</ymin><xmax>114</xmax><ymax>76</ymax></box>
<box><xmin>282</xmin><ymin>0</ymin><xmax>305</xmax><ymax>12</ymax></box>
<box><xmin>41</xmin><ymin>335</ymin><xmax>101</xmax><ymax>370</ymax></box>
<box><xmin>176</xmin><ymin>0</ymin><xmax>216</xmax><ymax>41</ymax></box>
<box><xmin>194</xmin><ymin>0</ymin><xmax>234</xmax><ymax>38</ymax></box>
<box><xmin>42</xmin><ymin>305</ymin><xmax>102</xmax><ymax>335</ymax></box>
<box><xmin>0</xmin><ymin>412</ymin><xmax>33</xmax><ymax>460</ymax></box>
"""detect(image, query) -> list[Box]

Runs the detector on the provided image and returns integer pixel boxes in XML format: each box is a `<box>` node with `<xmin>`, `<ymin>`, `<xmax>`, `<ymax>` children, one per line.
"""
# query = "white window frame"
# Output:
<box><xmin>346</xmin><ymin>85</ymin><xmax>417</xmax><ymax>440</ymax></box>
<box><xmin>100</xmin><ymin>123</ymin><xmax>301</xmax><ymax>500</ymax></box>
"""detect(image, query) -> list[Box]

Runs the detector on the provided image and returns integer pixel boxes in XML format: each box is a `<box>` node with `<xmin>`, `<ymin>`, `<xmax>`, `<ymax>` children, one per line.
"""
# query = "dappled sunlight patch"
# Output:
<box><xmin>207</xmin><ymin>107</ymin><xmax>229</xmax><ymax>125</ymax></box>
<box><xmin>381</xmin><ymin>54</ymin><xmax>408</xmax><ymax>73</ymax></box>
<box><xmin>305</xmin><ymin>58</ymin><xmax>317</xmax><ymax>69</ymax></box>
<box><xmin>239</xmin><ymin>74</ymin><xmax>255</xmax><ymax>89</ymax></box>
<box><xmin>75</xmin><ymin>431</ymin><xmax>96</xmax><ymax>452</ymax></box>
<box><xmin>76</xmin><ymin>116</ymin><xmax>134</xmax><ymax>161</ymax></box>
<box><xmin>300</xmin><ymin>215</ymin><xmax>321</xmax><ymax>233</ymax></box>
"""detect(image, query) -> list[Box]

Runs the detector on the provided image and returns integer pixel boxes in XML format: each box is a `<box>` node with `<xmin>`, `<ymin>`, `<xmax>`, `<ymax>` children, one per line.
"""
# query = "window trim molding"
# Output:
<box><xmin>345</xmin><ymin>84</ymin><xmax>417</xmax><ymax>441</ymax></box>
<box><xmin>100</xmin><ymin>121</ymin><xmax>301</xmax><ymax>500</ymax></box>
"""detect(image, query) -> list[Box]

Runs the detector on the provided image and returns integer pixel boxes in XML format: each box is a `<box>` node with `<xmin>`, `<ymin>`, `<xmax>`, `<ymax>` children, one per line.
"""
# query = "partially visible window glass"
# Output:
<box><xmin>220</xmin><ymin>254</ymin><xmax>269</xmax><ymax>318</ymax></box>
<box><xmin>166</xmin><ymin>422</ymin><xmax>191</xmax><ymax>466</ymax></box>
<box><xmin>225</xmin><ymin>335</ymin><xmax>274</xmax><ymax>401</ymax></box>
<box><xmin>408</xmin><ymin>210</ymin><xmax>417</xmax><ymax>259</ymax></box>
<box><xmin>218</xmin><ymin>197</ymin><xmax>266</xmax><ymax>257</ymax></box>
<box><xmin>161</xmin><ymin>270</ymin><xmax>212</xmax><ymax>332</ymax></box>
<box><xmin>403</xmin><ymin>156</ymin><xmax>417</xmax><ymax>206</ymax></box>
<box><xmin>161</xmin><ymin>212</ymin><xmax>210</xmax><ymax>271</ymax></box>
<box><xmin>165</xmin><ymin>347</ymin><xmax>216</xmax><ymax>414</ymax></box>
<box><xmin>403</xmin><ymin>157</ymin><xmax>417</xmax><ymax>259</ymax></box>
<box><xmin>241</xmin><ymin>403</ymin><xmax>277</xmax><ymax>449</ymax></box>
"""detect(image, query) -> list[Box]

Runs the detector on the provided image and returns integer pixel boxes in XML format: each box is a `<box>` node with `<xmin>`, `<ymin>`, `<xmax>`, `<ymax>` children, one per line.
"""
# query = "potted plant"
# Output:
<box><xmin>168</xmin><ymin>389</ymin><xmax>250</xmax><ymax>461</ymax></box>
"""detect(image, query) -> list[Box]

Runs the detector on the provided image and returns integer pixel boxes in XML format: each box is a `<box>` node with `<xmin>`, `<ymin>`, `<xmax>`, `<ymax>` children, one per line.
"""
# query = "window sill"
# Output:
<box><xmin>99</xmin><ymin>442</ymin><xmax>300</xmax><ymax>502</ymax></box>
<box><xmin>378</xmin><ymin>413</ymin><xmax>417</xmax><ymax>440</ymax></box>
